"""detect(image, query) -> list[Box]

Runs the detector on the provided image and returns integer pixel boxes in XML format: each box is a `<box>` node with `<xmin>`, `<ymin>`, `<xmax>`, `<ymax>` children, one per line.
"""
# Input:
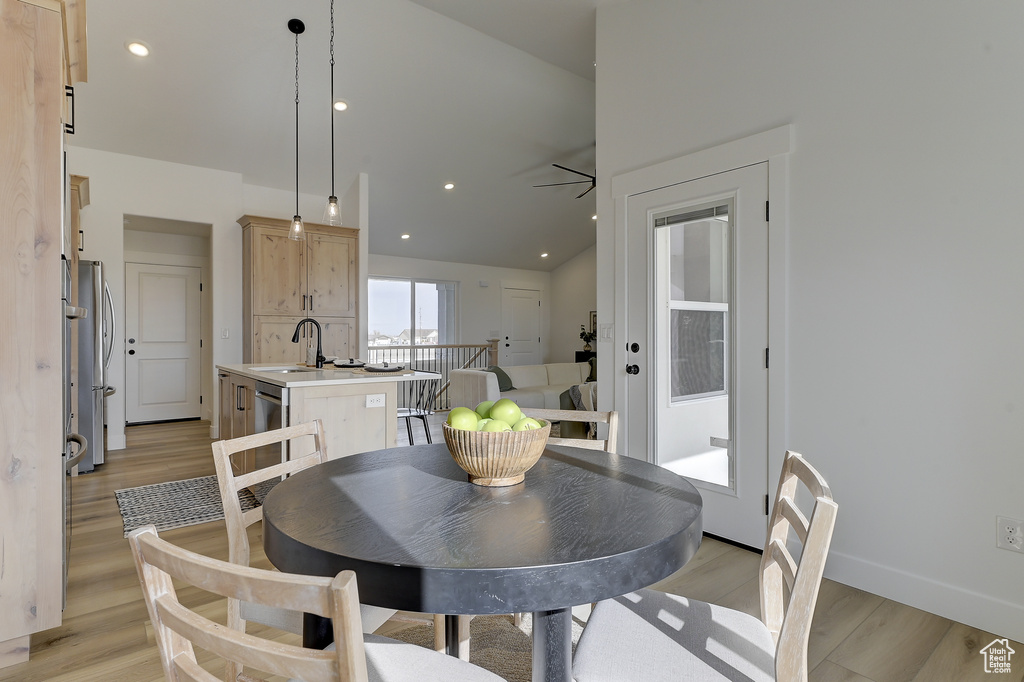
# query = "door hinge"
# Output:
<box><xmin>764</xmin><ymin>347</ymin><xmax>769</xmax><ymax>369</ymax></box>
<box><xmin>764</xmin><ymin>494</ymin><xmax>770</xmax><ymax>515</ymax></box>
<box><xmin>765</xmin><ymin>200</ymin><xmax>769</xmax><ymax>222</ymax></box>
<box><xmin>200</xmin><ymin>339</ymin><xmax>203</xmax><ymax>348</ymax></box>
<box><xmin>199</xmin><ymin>396</ymin><xmax>203</xmax><ymax>405</ymax></box>
<box><xmin>199</xmin><ymin>282</ymin><xmax>203</xmax><ymax>291</ymax></box>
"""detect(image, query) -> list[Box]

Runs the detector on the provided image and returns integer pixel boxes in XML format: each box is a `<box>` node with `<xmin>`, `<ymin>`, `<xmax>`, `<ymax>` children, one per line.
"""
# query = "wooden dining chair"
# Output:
<box><xmin>128</xmin><ymin>525</ymin><xmax>504</xmax><ymax>682</ymax></box>
<box><xmin>211</xmin><ymin>420</ymin><xmax>445</xmax><ymax>681</ymax></box>
<box><xmin>572</xmin><ymin>450</ymin><xmax>838</xmax><ymax>682</ymax></box>
<box><xmin>520</xmin><ymin>408</ymin><xmax>619</xmax><ymax>453</ymax></box>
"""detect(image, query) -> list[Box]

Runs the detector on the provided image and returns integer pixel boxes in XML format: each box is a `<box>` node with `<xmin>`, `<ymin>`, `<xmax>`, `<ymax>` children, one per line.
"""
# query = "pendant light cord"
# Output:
<box><xmin>295</xmin><ymin>29</ymin><xmax>301</xmax><ymax>217</ymax></box>
<box><xmin>330</xmin><ymin>0</ymin><xmax>336</xmax><ymax>197</ymax></box>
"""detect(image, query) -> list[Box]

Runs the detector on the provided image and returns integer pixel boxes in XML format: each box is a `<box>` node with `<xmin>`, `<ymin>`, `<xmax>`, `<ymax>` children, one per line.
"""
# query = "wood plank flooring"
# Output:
<box><xmin>1</xmin><ymin>418</ymin><xmax>1020</xmax><ymax>681</ymax></box>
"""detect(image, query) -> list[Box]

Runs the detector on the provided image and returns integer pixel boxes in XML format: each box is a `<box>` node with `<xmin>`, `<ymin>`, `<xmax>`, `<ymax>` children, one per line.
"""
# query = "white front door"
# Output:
<box><xmin>125</xmin><ymin>263</ymin><xmax>202</xmax><ymax>424</ymax></box>
<box><xmin>626</xmin><ymin>163</ymin><xmax>769</xmax><ymax>548</ymax></box>
<box><xmin>500</xmin><ymin>287</ymin><xmax>541</xmax><ymax>365</ymax></box>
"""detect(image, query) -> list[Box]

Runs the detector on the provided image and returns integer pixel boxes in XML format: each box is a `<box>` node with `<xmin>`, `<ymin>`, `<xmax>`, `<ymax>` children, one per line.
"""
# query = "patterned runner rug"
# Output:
<box><xmin>114</xmin><ymin>475</ymin><xmax>277</xmax><ymax>537</ymax></box>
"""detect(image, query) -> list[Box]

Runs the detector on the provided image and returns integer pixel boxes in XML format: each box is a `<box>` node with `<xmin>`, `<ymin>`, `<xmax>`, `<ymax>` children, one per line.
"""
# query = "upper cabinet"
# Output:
<box><xmin>239</xmin><ymin>216</ymin><xmax>359</xmax><ymax>364</ymax></box>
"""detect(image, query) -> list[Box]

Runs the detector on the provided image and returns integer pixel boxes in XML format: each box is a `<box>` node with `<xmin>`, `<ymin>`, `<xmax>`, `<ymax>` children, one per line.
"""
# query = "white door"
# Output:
<box><xmin>500</xmin><ymin>287</ymin><xmax>541</xmax><ymax>365</ymax></box>
<box><xmin>125</xmin><ymin>263</ymin><xmax>202</xmax><ymax>424</ymax></box>
<box><xmin>626</xmin><ymin>163</ymin><xmax>769</xmax><ymax>548</ymax></box>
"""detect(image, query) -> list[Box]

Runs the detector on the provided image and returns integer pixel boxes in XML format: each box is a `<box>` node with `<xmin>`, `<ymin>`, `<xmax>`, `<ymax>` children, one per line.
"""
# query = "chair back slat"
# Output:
<box><xmin>129</xmin><ymin>525</ymin><xmax>369</xmax><ymax>682</ymax></box>
<box><xmin>776</xmin><ymin>495</ymin><xmax>810</xmax><ymax>544</ymax></box>
<box><xmin>520</xmin><ymin>408</ymin><xmax>619</xmax><ymax>453</ymax></box>
<box><xmin>156</xmin><ymin>596</ymin><xmax>337</xmax><ymax>681</ymax></box>
<box><xmin>766</xmin><ymin>538</ymin><xmax>798</xmax><ymax>593</ymax></box>
<box><xmin>759</xmin><ymin>450</ymin><xmax>838</xmax><ymax>682</ymax></box>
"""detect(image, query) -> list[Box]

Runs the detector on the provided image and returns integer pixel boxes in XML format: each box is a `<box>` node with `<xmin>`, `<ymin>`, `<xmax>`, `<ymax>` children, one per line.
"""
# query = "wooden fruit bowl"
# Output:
<box><xmin>442</xmin><ymin>421</ymin><xmax>551</xmax><ymax>487</ymax></box>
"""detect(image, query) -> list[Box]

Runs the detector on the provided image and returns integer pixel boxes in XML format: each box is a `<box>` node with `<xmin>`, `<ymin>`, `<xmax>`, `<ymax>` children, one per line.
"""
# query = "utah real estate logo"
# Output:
<box><xmin>980</xmin><ymin>638</ymin><xmax>1015</xmax><ymax>674</ymax></box>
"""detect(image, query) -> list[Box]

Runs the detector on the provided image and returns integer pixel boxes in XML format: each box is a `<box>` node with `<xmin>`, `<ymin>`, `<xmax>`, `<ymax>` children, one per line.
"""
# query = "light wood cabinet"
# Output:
<box><xmin>217</xmin><ymin>372</ymin><xmax>255</xmax><ymax>475</ymax></box>
<box><xmin>1</xmin><ymin>0</ymin><xmax>86</xmax><ymax>665</ymax></box>
<box><xmin>239</xmin><ymin>216</ymin><xmax>359</xmax><ymax>364</ymax></box>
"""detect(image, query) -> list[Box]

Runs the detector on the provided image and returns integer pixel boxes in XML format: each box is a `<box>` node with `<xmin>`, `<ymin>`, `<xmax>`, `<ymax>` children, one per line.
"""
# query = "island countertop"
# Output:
<box><xmin>216</xmin><ymin>363</ymin><xmax>436</xmax><ymax>388</ymax></box>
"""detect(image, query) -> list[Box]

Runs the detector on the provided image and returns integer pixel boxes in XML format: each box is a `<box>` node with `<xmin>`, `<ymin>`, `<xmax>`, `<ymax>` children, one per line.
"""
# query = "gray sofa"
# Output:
<box><xmin>449</xmin><ymin>362</ymin><xmax>592</xmax><ymax>410</ymax></box>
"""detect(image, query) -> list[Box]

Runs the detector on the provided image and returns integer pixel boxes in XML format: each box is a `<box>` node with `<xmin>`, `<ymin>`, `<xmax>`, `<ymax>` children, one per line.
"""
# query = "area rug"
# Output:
<box><xmin>114</xmin><ymin>475</ymin><xmax>277</xmax><ymax>537</ymax></box>
<box><xmin>389</xmin><ymin>613</ymin><xmax>585</xmax><ymax>682</ymax></box>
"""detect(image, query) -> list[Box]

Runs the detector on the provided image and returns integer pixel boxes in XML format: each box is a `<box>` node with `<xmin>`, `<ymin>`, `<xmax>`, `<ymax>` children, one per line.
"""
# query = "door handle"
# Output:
<box><xmin>626</xmin><ymin>364</ymin><xmax>640</xmax><ymax>375</ymax></box>
<box><xmin>236</xmin><ymin>385</ymin><xmax>245</xmax><ymax>411</ymax></box>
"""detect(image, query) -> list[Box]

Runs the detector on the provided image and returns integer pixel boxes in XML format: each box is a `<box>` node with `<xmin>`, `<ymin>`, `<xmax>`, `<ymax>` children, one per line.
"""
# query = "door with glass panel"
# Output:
<box><xmin>626</xmin><ymin>163</ymin><xmax>769</xmax><ymax>548</ymax></box>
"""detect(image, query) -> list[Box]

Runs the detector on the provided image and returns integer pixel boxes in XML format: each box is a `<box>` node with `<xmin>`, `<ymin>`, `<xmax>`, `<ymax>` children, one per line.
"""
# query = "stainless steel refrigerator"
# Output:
<box><xmin>77</xmin><ymin>260</ymin><xmax>116</xmax><ymax>472</ymax></box>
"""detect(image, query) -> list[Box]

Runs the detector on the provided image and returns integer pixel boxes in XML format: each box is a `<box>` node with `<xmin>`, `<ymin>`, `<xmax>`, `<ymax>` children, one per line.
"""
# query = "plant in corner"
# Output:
<box><xmin>580</xmin><ymin>324</ymin><xmax>596</xmax><ymax>351</ymax></box>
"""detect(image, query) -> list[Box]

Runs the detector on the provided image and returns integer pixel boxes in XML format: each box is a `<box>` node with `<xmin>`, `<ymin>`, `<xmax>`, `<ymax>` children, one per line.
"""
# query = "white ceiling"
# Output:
<box><xmin>72</xmin><ymin>0</ymin><xmax>609</xmax><ymax>271</ymax></box>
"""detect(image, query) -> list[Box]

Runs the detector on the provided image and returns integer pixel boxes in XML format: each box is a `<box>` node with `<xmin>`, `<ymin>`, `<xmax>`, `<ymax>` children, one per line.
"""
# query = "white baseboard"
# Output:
<box><xmin>825</xmin><ymin>550</ymin><xmax>1024</xmax><ymax>643</ymax></box>
<box><xmin>107</xmin><ymin>433</ymin><xmax>127</xmax><ymax>451</ymax></box>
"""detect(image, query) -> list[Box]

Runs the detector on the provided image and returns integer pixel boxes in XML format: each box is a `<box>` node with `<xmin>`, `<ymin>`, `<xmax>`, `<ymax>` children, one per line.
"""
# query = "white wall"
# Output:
<box><xmin>596</xmin><ymin>0</ymin><xmax>1024</xmax><ymax>640</ymax></box>
<box><xmin>549</xmin><ymin>245</ymin><xmax>597</xmax><ymax>363</ymax></box>
<box><xmin>368</xmin><ymin>254</ymin><xmax>551</xmax><ymax>362</ymax></box>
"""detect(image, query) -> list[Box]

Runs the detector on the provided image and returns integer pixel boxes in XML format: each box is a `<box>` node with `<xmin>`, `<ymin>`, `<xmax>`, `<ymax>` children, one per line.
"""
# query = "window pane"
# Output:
<box><xmin>414</xmin><ymin>282</ymin><xmax>441</xmax><ymax>345</ymax></box>
<box><xmin>368</xmin><ymin>278</ymin><xmax>410</xmax><ymax>345</ymax></box>
<box><xmin>671</xmin><ymin>309</ymin><xmax>726</xmax><ymax>399</ymax></box>
<box><xmin>670</xmin><ymin>218</ymin><xmax>728</xmax><ymax>304</ymax></box>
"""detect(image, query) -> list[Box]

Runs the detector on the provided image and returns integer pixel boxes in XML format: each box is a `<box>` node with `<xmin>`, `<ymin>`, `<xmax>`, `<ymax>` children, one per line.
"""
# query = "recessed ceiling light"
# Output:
<box><xmin>443</xmin><ymin>182</ymin><xmax>455</xmax><ymax>190</ymax></box>
<box><xmin>126</xmin><ymin>41</ymin><xmax>150</xmax><ymax>57</ymax></box>
<box><xmin>540</xmin><ymin>253</ymin><xmax>549</xmax><ymax>258</ymax></box>
<box><xmin>401</xmin><ymin>233</ymin><xmax>410</xmax><ymax>240</ymax></box>
<box><xmin>333</xmin><ymin>100</ymin><xmax>348</xmax><ymax>112</ymax></box>
<box><xmin>592</xmin><ymin>215</ymin><xmax>597</xmax><ymax>220</ymax></box>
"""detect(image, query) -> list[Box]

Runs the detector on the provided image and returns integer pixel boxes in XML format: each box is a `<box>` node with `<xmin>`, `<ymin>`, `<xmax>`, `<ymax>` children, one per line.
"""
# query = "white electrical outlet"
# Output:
<box><xmin>996</xmin><ymin>516</ymin><xmax>1024</xmax><ymax>553</ymax></box>
<box><xmin>365</xmin><ymin>394</ymin><xmax>386</xmax><ymax>408</ymax></box>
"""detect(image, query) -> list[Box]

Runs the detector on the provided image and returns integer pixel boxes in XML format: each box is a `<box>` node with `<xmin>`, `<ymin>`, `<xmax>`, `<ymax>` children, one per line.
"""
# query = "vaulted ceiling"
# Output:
<box><xmin>73</xmin><ymin>0</ymin><xmax>612</xmax><ymax>271</ymax></box>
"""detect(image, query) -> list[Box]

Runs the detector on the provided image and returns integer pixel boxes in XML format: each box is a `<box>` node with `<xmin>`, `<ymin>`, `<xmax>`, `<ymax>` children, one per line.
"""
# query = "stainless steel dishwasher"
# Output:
<box><xmin>253</xmin><ymin>381</ymin><xmax>290</xmax><ymax>463</ymax></box>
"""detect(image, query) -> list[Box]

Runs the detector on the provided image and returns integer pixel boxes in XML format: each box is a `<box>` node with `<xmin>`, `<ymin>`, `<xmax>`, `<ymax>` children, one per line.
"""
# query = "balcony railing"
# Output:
<box><xmin>366</xmin><ymin>340</ymin><xmax>498</xmax><ymax>410</ymax></box>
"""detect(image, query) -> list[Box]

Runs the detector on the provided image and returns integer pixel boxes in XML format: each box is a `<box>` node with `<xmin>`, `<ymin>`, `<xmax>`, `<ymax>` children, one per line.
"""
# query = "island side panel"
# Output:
<box><xmin>288</xmin><ymin>382</ymin><xmax>398</xmax><ymax>458</ymax></box>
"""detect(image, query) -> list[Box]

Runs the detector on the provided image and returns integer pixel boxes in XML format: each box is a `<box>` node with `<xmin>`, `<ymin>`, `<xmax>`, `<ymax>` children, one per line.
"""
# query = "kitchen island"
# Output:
<box><xmin>216</xmin><ymin>363</ymin><xmax>435</xmax><ymax>470</ymax></box>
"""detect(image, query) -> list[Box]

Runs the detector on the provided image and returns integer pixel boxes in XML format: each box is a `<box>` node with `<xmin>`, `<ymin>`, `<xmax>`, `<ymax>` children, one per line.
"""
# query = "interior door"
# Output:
<box><xmin>125</xmin><ymin>263</ymin><xmax>202</xmax><ymax>424</ymax></box>
<box><xmin>626</xmin><ymin>163</ymin><xmax>769</xmax><ymax>548</ymax></box>
<box><xmin>500</xmin><ymin>287</ymin><xmax>541</xmax><ymax>365</ymax></box>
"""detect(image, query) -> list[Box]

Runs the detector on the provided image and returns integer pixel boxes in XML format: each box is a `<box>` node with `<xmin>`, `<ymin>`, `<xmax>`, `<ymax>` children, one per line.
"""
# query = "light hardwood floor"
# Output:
<box><xmin>2</xmin><ymin>419</ymin><xmax>1020</xmax><ymax>681</ymax></box>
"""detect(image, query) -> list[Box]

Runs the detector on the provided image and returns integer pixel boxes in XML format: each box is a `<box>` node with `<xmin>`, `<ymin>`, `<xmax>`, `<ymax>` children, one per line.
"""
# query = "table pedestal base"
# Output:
<box><xmin>532</xmin><ymin>609</ymin><xmax>572</xmax><ymax>682</ymax></box>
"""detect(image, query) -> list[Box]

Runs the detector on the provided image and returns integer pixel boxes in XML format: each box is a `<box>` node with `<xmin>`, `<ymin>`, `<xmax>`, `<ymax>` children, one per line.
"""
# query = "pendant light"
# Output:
<box><xmin>322</xmin><ymin>0</ymin><xmax>342</xmax><ymax>225</ymax></box>
<box><xmin>288</xmin><ymin>18</ymin><xmax>306</xmax><ymax>241</ymax></box>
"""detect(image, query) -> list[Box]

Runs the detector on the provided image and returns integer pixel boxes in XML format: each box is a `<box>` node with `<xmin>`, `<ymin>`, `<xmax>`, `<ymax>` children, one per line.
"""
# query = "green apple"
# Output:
<box><xmin>488</xmin><ymin>398</ymin><xmax>522</xmax><ymax>426</ymax></box>
<box><xmin>512</xmin><ymin>417</ymin><xmax>543</xmax><ymax>431</ymax></box>
<box><xmin>481</xmin><ymin>419</ymin><xmax>512</xmax><ymax>432</ymax></box>
<box><xmin>447</xmin><ymin>407</ymin><xmax>481</xmax><ymax>431</ymax></box>
<box><xmin>475</xmin><ymin>400</ymin><xmax>495</xmax><ymax>419</ymax></box>
<box><xmin>476</xmin><ymin>418</ymin><xmax>492</xmax><ymax>430</ymax></box>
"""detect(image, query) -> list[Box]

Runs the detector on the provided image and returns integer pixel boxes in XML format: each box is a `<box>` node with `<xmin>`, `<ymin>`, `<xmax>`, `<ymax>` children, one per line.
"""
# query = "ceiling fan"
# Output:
<box><xmin>533</xmin><ymin>163</ymin><xmax>596</xmax><ymax>199</ymax></box>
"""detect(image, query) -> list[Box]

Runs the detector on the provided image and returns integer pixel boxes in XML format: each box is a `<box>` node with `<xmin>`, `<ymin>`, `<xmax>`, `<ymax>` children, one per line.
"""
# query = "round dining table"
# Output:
<box><xmin>262</xmin><ymin>442</ymin><xmax>703</xmax><ymax>682</ymax></box>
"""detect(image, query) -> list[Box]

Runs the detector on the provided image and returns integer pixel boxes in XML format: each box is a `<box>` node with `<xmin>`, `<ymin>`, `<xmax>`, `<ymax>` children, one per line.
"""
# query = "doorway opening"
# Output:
<box><xmin>122</xmin><ymin>215</ymin><xmax>212</xmax><ymax>426</ymax></box>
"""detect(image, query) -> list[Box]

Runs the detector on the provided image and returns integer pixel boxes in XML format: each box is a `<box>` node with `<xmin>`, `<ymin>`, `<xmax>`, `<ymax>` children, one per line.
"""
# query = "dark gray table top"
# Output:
<box><xmin>263</xmin><ymin>443</ymin><xmax>703</xmax><ymax>615</ymax></box>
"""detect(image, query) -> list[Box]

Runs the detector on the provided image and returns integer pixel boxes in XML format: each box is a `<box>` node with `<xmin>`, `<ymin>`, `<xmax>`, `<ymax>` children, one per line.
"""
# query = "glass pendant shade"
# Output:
<box><xmin>289</xmin><ymin>214</ymin><xmax>305</xmax><ymax>241</ymax></box>
<box><xmin>323</xmin><ymin>195</ymin><xmax>342</xmax><ymax>225</ymax></box>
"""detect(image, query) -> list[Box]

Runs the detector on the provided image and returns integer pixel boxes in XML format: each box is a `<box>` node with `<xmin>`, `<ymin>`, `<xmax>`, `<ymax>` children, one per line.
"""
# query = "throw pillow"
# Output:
<box><xmin>485</xmin><ymin>366</ymin><xmax>515</xmax><ymax>392</ymax></box>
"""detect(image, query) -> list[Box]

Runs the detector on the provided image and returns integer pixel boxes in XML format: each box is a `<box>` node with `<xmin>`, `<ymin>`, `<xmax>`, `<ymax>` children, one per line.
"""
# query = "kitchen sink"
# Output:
<box><xmin>249</xmin><ymin>366</ymin><xmax>319</xmax><ymax>374</ymax></box>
